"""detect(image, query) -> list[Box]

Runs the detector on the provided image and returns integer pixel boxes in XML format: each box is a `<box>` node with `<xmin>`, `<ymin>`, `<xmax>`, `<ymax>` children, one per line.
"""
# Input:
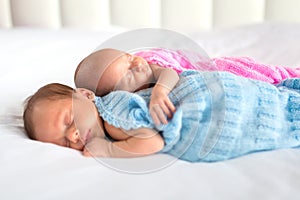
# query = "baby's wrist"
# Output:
<box><xmin>153</xmin><ymin>83</ymin><xmax>171</xmax><ymax>94</ymax></box>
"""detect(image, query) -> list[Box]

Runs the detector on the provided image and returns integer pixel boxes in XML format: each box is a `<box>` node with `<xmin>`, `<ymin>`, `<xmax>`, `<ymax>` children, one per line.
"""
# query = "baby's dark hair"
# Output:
<box><xmin>23</xmin><ymin>83</ymin><xmax>75</xmax><ymax>140</ymax></box>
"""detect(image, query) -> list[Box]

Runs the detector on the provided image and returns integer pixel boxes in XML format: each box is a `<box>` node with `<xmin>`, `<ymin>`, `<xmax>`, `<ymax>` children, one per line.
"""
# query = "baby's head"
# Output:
<box><xmin>23</xmin><ymin>83</ymin><xmax>104</xmax><ymax>151</ymax></box>
<box><xmin>74</xmin><ymin>48</ymin><xmax>153</xmax><ymax>96</ymax></box>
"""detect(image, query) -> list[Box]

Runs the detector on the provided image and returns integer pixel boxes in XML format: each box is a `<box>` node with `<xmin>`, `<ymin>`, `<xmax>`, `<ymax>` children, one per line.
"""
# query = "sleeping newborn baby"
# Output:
<box><xmin>95</xmin><ymin>70</ymin><xmax>300</xmax><ymax>162</ymax></box>
<box><xmin>23</xmin><ymin>70</ymin><xmax>300</xmax><ymax>162</ymax></box>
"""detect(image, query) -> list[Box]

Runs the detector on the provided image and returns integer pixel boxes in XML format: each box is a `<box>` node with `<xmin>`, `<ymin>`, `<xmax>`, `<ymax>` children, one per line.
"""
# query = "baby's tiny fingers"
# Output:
<box><xmin>155</xmin><ymin>106</ymin><xmax>168</xmax><ymax>124</ymax></box>
<box><xmin>150</xmin><ymin>106</ymin><xmax>161</xmax><ymax>125</ymax></box>
<box><xmin>161</xmin><ymin>104</ymin><xmax>172</xmax><ymax>119</ymax></box>
<box><xmin>165</xmin><ymin>99</ymin><xmax>176</xmax><ymax>113</ymax></box>
<box><xmin>151</xmin><ymin>104</ymin><xmax>168</xmax><ymax>125</ymax></box>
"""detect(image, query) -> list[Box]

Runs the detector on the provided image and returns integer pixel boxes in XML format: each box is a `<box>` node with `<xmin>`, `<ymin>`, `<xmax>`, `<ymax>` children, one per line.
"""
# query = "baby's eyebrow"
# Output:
<box><xmin>63</xmin><ymin>110</ymin><xmax>70</xmax><ymax>125</ymax></box>
<box><xmin>68</xmin><ymin>110</ymin><xmax>75</xmax><ymax>125</ymax></box>
<box><xmin>59</xmin><ymin>107</ymin><xmax>72</xmax><ymax>131</ymax></box>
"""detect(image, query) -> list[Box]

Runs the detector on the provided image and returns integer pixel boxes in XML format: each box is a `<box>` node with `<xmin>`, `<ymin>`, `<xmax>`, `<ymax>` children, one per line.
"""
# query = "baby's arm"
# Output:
<box><xmin>83</xmin><ymin>125</ymin><xmax>164</xmax><ymax>158</ymax></box>
<box><xmin>149</xmin><ymin>64</ymin><xmax>179</xmax><ymax>125</ymax></box>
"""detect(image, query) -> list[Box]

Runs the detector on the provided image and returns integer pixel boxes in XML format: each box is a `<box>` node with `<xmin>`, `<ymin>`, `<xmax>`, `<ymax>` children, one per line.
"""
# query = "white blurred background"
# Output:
<box><xmin>1</xmin><ymin>0</ymin><xmax>300</xmax><ymax>33</ymax></box>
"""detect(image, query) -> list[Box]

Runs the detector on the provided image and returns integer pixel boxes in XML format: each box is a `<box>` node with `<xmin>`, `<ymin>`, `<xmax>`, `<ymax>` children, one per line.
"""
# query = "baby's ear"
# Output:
<box><xmin>75</xmin><ymin>88</ymin><xmax>95</xmax><ymax>101</ymax></box>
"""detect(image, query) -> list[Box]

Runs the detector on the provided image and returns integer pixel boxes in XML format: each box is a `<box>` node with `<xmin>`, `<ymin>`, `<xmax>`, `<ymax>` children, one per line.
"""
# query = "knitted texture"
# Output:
<box><xmin>134</xmin><ymin>48</ymin><xmax>216</xmax><ymax>73</ymax></box>
<box><xmin>213</xmin><ymin>56</ymin><xmax>300</xmax><ymax>84</ymax></box>
<box><xmin>135</xmin><ymin>48</ymin><xmax>300</xmax><ymax>84</ymax></box>
<box><xmin>95</xmin><ymin>71</ymin><xmax>300</xmax><ymax>162</ymax></box>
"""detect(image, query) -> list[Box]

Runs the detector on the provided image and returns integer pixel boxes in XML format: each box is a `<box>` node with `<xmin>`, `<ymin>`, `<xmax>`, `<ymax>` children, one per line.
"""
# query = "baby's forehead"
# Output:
<box><xmin>34</xmin><ymin>98</ymin><xmax>71</xmax><ymax>111</ymax></box>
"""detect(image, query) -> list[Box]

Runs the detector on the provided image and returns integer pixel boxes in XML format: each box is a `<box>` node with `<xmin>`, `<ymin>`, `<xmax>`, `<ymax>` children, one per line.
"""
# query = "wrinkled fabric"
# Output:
<box><xmin>95</xmin><ymin>71</ymin><xmax>300</xmax><ymax>162</ymax></box>
<box><xmin>135</xmin><ymin>48</ymin><xmax>300</xmax><ymax>84</ymax></box>
<box><xmin>213</xmin><ymin>56</ymin><xmax>300</xmax><ymax>84</ymax></box>
<box><xmin>134</xmin><ymin>48</ymin><xmax>216</xmax><ymax>73</ymax></box>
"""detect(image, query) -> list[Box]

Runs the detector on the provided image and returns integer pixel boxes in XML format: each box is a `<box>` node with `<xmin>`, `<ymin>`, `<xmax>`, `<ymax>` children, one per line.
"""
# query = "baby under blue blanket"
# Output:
<box><xmin>95</xmin><ymin>70</ymin><xmax>300</xmax><ymax>162</ymax></box>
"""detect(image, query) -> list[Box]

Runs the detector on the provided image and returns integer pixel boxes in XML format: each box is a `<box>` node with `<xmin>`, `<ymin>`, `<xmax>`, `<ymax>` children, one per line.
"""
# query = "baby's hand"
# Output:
<box><xmin>150</xmin><ymin>84</ymin><xmax>176</xmax><ymax>125</ymax></box>
<box><xmin>83</xmin><ymin>137</ymin><xmax>111</xmax><ymax>157</ymax></box>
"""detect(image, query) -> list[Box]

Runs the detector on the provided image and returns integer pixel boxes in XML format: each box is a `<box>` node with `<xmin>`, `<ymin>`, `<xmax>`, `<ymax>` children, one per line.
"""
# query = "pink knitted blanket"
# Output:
<box><xmin>213</xmin><ymin>56</ymin><xmax>300</xmax><ymax>84</ymax></box>
<box><xmin>135</xmin><ymin>48</ymin><xmax>300</xmax><ymax>84</ymax></box>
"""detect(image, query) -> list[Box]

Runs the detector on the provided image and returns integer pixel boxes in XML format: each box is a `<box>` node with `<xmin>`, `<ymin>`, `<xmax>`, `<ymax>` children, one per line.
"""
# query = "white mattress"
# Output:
<box><xmin>1</xmin><ymin>23</ymin><xmax>300</xmax><ymax>200</ymax></box>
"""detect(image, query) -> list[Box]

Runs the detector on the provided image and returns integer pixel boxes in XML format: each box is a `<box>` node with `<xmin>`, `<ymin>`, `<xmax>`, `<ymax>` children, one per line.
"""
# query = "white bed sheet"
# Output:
<box><xmin>1</xmin><ymin>23</ymin><xmax>300</xmax><ymax>200</ymax></box>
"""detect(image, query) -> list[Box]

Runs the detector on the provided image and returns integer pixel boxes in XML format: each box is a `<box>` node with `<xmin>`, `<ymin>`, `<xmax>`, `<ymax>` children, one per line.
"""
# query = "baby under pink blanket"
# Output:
<box><xmin>135</xmin><ymin>48</ymin><xmax>300</xmax><ymax>84</ymax></box>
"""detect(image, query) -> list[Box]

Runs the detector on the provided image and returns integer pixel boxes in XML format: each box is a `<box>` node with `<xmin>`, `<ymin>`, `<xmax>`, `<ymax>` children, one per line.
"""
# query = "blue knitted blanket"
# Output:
<box><xmin>95</xmin><ymin>70</ymin><xmax>300</xmax><ymax>162</ymax></box>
